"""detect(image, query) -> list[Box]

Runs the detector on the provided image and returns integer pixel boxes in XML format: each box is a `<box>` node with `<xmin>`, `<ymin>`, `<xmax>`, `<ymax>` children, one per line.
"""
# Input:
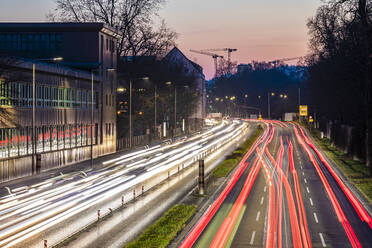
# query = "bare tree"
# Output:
<box><xmin>48</xmin><ymin>0</ymin><xmax>177</xmax><ymax>57</ymax></box>
<box><xmin>306</xmin><ymin>0</ymin><xmax>372</xmax><ymax>171</ymax></box>
<box><xmin>0</xmin><ymin>55</ymin><xmax>25</xmax><ymax>128</ymax></box>
<box><xmin>216</xmin><ymin>58</ymin><xmax>238</xmax><ymax>77</ymax></box>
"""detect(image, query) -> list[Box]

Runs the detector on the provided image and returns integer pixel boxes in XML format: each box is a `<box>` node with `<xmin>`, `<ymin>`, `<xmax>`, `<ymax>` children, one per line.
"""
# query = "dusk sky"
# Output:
<box><xmin>0</xmin><ymin>0</ymin><xmax>322</xmax><ymax>79</ymax></box>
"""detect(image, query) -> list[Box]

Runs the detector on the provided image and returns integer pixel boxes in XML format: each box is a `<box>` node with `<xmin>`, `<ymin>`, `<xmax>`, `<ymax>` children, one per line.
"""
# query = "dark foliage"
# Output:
<box><xmin>306</xmin><ymin>0</ymin><xmax>372</xmax><ymax>165</ymax></box>
<box><xmin>209</xmin><ymin>65</ymin><xmax>306</xmax><ymax>119</ymax></box>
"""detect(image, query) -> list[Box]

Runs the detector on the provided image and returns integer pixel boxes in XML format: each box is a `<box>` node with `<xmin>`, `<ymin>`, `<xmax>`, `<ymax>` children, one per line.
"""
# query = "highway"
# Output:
<box><xmin>0</xmin><ymin>120</ymin><xmax>249</xmax><ymax>248</ymax></box>
<box><xmin>180</xmin><ymin>121</ymin><xmax>372</xmax><ymax>248</ymax></box>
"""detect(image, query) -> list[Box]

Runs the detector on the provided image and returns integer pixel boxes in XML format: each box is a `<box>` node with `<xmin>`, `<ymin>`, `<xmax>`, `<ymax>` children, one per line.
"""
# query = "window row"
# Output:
<box><xmin>0</xmin><ymin>80</ymin><xmax>98</xmax><ymax>109</ymax></box>
<box><xmin>0</xmin><ymin>32</ymin><xmax>62</xmax><ymax>51</ymax></box>
<box><xmin>0</xmin><ymin>123</ymin><xmax>97</xmax><ymax>159</ymax></box>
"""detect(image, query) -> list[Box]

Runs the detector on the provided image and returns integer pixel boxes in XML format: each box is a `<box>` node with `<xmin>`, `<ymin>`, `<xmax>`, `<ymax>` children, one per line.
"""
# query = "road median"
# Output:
<box><xmin>125</xmin><ymin>204</ymin><xmax>197</xmax><ymax>248</ymax></box>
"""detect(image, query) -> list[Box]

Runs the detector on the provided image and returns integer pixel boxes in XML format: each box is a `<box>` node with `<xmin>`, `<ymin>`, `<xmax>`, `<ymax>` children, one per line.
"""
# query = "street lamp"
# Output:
<box><xmin>91</xmin><ymin>68</ymin><xmax>115</xmax><ymax>165</ymax></box>
<box><xmin>165</xmin><ymin>81</ymin><xmax>189</xmax><ymax>137</ymax></box>
<box><xmin>32</xmin><ymin>57</ymin><xmax>63</xmax><ymax>174</ymax></box>
<box><xmin>129</xmin><ymin>77</ymin><xmax>149</xmax><ymax>147</ymax></box>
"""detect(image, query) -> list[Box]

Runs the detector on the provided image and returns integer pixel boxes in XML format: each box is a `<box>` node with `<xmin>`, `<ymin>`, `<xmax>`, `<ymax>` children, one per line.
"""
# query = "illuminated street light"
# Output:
<box><xmin>32</xmin><ymin>57</ymin><xmax>63</xmax><ymax>173</ymax></box>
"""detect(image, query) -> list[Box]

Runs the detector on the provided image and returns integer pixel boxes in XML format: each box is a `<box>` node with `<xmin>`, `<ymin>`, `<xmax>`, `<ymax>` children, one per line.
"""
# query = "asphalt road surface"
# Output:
<box><xmin>180</xmin><ymin>121</ymin><xmax>372</xmax><ymax>248</ymax></box>
<box><xmin>0</xmin><ymin>120</ymin><xmax>248</xmax><ymax>248</ymax></box>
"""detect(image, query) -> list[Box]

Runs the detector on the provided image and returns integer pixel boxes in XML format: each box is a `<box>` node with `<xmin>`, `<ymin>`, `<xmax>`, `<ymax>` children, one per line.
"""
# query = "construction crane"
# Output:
<box><xmin>202</xmin><ymin>48</ymin><xmax>238</xmax><ymax>74</ymax></box>
<box><xmin>268</xmin><ymin>56</ymin><xmax>303</xmax><ymax>67</ymax></box>
<box><xmin>190</xmin><ymin>49</ymin><xmax>224</xmax><ymax>78</ymax></box>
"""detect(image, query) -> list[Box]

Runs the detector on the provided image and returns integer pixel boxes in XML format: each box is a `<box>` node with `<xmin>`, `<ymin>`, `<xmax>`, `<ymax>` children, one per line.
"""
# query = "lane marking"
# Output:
<box><xmin>264</xmin><ymin>186</ymin><xmax>267</xmax><ymax>192</ymax></box>
<box><xmin>250</xmin><ymin>231</ymin><xmax>256</xmax><ymax>245</ymax></box>
<box><xmin>304</xmin><ymin>178</ymin><xmax>307</xmax><ymax>184</ymax></box>
<box><xmin>301</xmin><ymin>166</ymin><xmax>303</xmax><ymax>170</ymax></box>
<box><xmin>313</xmin><ymin>212</ymin><xmax>319</xmax><ymax>223</ymax></box>
<box><xmin>310</xmin><ymin>198</ymin><xmax>314</xmax><ymax>206</ymax></box>
<box><xmin>260</xmin><ymin>196</ymin><xmax>264</xmax><ymax>205</ymax></box>
<box><xmin>302</xmin><ymin>172</ymin><xmax>305</xmax><ymax>176</ymax></box>
<box><xmin>319</xmin><ymin>233</ymin><xmax>327</xmax><ymax>247</ymax></box>
<box><xmin>256</xmin><ymin>211</ymin><xmax>261</xmax><ymax>221</ymax></box>
<box><xmin>306</xmin><ymin>187</ymin><xmax>310</xmax><ymax>193</ymax></box>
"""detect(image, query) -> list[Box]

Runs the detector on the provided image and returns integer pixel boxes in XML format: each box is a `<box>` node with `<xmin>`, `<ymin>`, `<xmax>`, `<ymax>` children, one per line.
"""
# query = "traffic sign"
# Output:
<box><xmin>299</xmin><ymin>105</ymin><xmax>308</xmax><ymax>116</ymax></box>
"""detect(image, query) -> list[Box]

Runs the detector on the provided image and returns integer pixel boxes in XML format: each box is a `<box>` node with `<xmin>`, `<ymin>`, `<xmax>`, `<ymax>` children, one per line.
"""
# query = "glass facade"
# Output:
<box><xmin>0</xmin><ymin>33</ymin><xmax>62</xmax><ymax>51</ymax></box>
<box><xmin>0</xmin><ymin>79</ymin><xmax>97</xmax><ymax>108</ymax></box>
<box><xmin>0</xmin><ymin>124</ymin><xmax>97</xmax><ymax>159</ymax></box>
<box><xmin>0</xmin><ymin>79</ymin><xmax>99</xmax><ymax>159</ymax></box>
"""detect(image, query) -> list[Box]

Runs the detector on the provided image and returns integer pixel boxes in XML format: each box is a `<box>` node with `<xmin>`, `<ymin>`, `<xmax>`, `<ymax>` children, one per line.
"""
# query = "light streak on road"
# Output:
<box><xmin>0</xmin><ymin>121</ymin><xmax>249</xmax><ymax>247</ymax></box>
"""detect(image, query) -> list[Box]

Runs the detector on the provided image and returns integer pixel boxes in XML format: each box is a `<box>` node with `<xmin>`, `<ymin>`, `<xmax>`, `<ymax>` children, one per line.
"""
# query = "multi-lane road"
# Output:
<box><xmin>0</xmin><ymin>120</ymin><xmax>249</xmax><ymax>248</ymax></box>
<box><xmin>180</xmin><ymin>121</ymin><xmax>372</xmax><ymax>248</ymax></box>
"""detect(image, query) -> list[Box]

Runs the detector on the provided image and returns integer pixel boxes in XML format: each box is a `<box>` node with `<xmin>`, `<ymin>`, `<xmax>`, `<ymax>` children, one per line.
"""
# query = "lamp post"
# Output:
<box><xmin>128</xmin><ymin>77</ymin><xmax>149</xmax><ymax>147</ymax></box>
<box><xmin>90</xmin><ymin>68</ymin><xmax>115</xmax><ymax>165</ymax></box>
<box><xmin>32</xmin><ymin>57</ymin><xmax>63</xmax><ymax>174</ymax></box>
<box><xmin>154</xmin><ymin>84</ymin><xmax>157</xmax><ymax>138</ymax></box>
<box><xmin>267</xmin><ymin>92</ymin><xmax>274</xmax><ymax>119</ymax></box>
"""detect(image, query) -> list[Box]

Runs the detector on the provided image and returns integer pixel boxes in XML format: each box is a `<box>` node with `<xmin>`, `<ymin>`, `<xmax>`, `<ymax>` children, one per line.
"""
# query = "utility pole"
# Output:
<box><xmin>174</xmin><ymin>87</ymin><xmax>177</xmax><ymax>137</ymax></box>
<box><xmin>129</xmin><ymin>80</ymin><xmax>132</xmax><ymax>148</ymax></box>
<box><xmin>91</xmin><ymin>72</ymin><xmax>94</xmax><ymax>165</ymax></box>
<box><xmin>154</xmin><ymin>85</ymin><xmax>157</xmax><ymax>138</ymax></box>
<box><xmin>267</xmin><ymin>92</ymin><xmax>270</xmax><ymax>119</ymax></box>
<box><xmin>32</xmin><ymin>63</ymin><xmax>35</xmax><ymax>174</ymax></box>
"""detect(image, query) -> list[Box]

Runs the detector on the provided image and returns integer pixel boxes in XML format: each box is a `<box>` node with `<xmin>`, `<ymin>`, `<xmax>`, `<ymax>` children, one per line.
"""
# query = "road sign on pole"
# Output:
<box><xmin>299</xmin><ymin>105</ymin><xmax>308</xmax><ymax>116</ymax></box>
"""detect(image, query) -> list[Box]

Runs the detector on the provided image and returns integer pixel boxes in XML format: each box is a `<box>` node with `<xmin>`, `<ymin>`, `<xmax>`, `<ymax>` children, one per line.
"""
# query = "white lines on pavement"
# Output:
<box><xmin>304</xmin><ymin>178</ymin><xmax>307</xmax><ymax>184</ymax></box>
<box><xmin>260</xmin><ymin>197</ymin><xmax>264</xmax><ymax>205</ymax></box>
<box><xmin>306</xmin><ymin>187</ymin><xmax>310</xmax><ymax>193</ymax></box>
<box><xmin>319</xmin><ymin>233</ymin><xmax>327</xmax><ymax>247</ymax></box>
<box><xmin>314</xmin><ymin>212</ymin><xmax>319</xmax><ymax>223</ymax></box>
<box><xmin>301</xmin><ymin>166</ymin><xmax>303</xmax><ymax>170</ymax></box>
<box><xmin>302</xmin><ymin>172</ymin><xmax>305</xmax><ymax>176</ymax></box>
<box><xmin>310</xmin><ymin>198</ymin><xmax>314</xmax><ymax>206</ymax></box>
<box><xmin>264</xmin><ymin>186</ymin><xmax>267</xmax><ymax>192</ymax></box>
<box><xmin>250</xmin><ymin>231</ymin><xmax>256</xmax><ymax>245</ymax></box>
<box><xmin>256</xmin><ymin>211</ymin><xmax>261</xmax><ymax>221</ymax></box>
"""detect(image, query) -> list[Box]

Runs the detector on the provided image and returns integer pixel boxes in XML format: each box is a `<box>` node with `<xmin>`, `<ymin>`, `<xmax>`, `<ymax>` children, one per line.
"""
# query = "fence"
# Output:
<box><xmin>116</xmin><ymin>135</ymin><xmax>150</xmax><ymax>151</ymax></box>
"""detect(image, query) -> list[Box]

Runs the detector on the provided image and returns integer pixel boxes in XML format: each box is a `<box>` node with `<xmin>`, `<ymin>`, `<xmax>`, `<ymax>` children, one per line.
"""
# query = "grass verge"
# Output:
<box><xmin>212</xmin><ymin>126</ymin><xmax>263</xmax><ymax>178</ymax></box>
<box><xmin>125</xmin><ymin>204</ymin><xmax>197</xmax><ymax>248</ymax></box>
<box><xmin>302</xmin><ymin>123</ymin><xmax>372</xmax><ymax>203</ymax></box>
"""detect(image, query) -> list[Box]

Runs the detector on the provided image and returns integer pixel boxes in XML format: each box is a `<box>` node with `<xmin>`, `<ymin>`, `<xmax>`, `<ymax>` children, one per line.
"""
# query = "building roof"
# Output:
<box><xmin>0</xmin><ymin>22</ymin><xmax>122</xmax><ymax>39</ymax></box>
<box><xmin>163</xmin><ymin>47</ymin><xmax>204</xmax><ymax>77</ymax></box>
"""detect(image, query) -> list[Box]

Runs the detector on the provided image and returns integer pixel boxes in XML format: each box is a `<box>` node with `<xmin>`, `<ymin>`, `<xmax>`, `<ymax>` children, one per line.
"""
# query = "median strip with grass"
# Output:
<box><xmin>125</xmin><ymin>204</ymin><xmax>197</xmax><ymax>248</ymax></box>
<box><xmin>213</xmin><ymin>126</ymin><xmax>263</xmax><ymax>178</ymax></box>
<box><xmin>303</xmin><ymin>123</ymin><xmax>372</xmax><ymax>203</ymax></box>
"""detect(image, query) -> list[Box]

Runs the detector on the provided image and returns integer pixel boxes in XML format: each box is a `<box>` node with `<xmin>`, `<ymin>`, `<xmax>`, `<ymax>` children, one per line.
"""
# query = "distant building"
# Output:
<box><xmin>237</xmin><ymin>63</ymin><xmax>253</xmax><ymax>74</ymax></box>
<box><xmin>0</xmin><ymin>23</ymin><xmax>121</xmax><ymax>182</ymax></box>
<box><xmin>162</xmin><ymin>47</ymin><xmax>206</xmax><ymax>129</ymax></box>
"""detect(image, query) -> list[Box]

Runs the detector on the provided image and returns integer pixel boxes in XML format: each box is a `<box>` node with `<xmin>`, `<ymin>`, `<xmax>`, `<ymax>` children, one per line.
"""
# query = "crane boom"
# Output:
<box><xmin>269</xmin><ymin>56</ymin><xmax>303</xmax><ymax>65</ymax></box>
<box><xmin>190</xmin><ymin>49</ymin><xmax>224</xmax><ymax>78</ymax></box>
<box><xmin>201</xmin><ymin>48</ymin><xmax>237</xmax><ymax>74</ymax></box>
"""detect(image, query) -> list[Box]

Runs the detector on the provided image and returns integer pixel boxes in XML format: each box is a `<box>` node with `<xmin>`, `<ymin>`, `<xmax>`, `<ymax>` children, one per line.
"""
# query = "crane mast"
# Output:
<box><xmin>190</xmin><ymin>49</ymin><xmax>224</xmax><ymax>78</ymax></box>
<box><xmin>202</xmin><ymin>48</ymin><xmax>238</xmax><ymax>74</ymax></box>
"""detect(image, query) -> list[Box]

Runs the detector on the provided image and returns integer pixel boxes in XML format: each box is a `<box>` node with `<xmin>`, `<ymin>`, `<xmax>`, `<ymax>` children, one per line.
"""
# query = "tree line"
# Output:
<box><xmin>306</xmin><ymin>0</ymin><xmax>372</xmax><ymax>170</ymax></box>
